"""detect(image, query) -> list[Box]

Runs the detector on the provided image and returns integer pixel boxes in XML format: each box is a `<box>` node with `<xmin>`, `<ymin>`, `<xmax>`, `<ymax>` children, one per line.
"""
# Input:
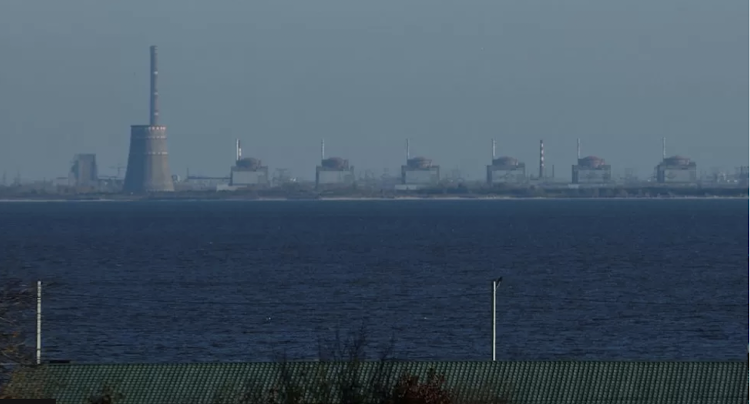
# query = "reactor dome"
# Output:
<box><xmin>236</xmin><ymin>157</ymin><xmax>262</xmax><ymax>169</ymax></box>
<box><xmin>664</xmin><ymin>155</ymin><xmax>691</xmax><ymax>167</ymax></box>
<box><xmin>407</xmin><ymin>157</ymin><xmax>432</xmax><ymax>169</ymax></box>
<box><xmin>492</xmin><ymin>156</ymin><xmax>519</xmax><ymax>167</ymax></box>
<box><xmin>321</xmin><ymin>157</ymin><xmax>349</xmax><ymax>169</ymax></box>
<box><xmin>578</xmin><ymin>156</ymin><xmax>606</xmax><ymax>168</ymax></box>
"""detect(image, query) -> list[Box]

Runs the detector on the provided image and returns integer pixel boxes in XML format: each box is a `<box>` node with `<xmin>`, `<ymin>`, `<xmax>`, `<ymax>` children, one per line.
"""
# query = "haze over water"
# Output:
<box><xmin>1</xmin><ymin>199</ymin><xmax>746</xmax><ymax>363</ymax></box>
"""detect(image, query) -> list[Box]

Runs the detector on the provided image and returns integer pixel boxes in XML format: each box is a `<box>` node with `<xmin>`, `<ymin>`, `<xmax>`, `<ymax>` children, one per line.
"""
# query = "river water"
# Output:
<box><xmin>0</xmin><ymin>199</ymin><xmax>746</xmax><ymax>363</ymax></box>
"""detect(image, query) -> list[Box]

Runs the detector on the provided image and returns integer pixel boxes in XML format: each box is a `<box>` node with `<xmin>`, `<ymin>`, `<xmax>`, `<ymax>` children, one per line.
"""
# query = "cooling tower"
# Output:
<box><xmin>122</xmin><ymin>45</ymin><xmax>174</xmax><ymax>193</ymax></box>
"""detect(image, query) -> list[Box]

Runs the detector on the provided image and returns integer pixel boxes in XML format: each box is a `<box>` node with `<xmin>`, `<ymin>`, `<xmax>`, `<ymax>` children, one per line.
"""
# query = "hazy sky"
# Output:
<box><xmin>0</xmin><ymin>0</ymin><xmax>746</xmax><ymax>181</ymax></box>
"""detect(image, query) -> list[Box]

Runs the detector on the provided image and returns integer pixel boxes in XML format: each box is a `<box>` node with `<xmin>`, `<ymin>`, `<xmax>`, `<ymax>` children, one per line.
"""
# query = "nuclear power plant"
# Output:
<box><xmin>655</xmin><ymin>138</ymin><xmax>697</xmax><ymax>183</ymax></box>
<box><xmin>571</xmin><ymin>138</ymin><xmax>612</xmax><ymax>184</ymax></box>
<box><xmin>315</xmin><ymin>139</ymin><xmax>355</xmax><ymax>189</ymax></box>
<box><xmin>39</xmin><ymin>44</ymin><xmax>722</xmax><ymax>194</ymax></box>
<box><xmin>230</xmin><ymin>139</ymin><xmax>270</xmax><ymax>188</ymax></box>
<box><xmin>122</xmin><ymin>46</ymin><xmax>175</xmax><ymax>193</ymax></box>
<box><xmin>10</xmin><ymin>44</ymin><xmax>740</xmax><ymax>195</ymax></box>
<box><xmin>486</xmin><ymin>139</ymin><xmax>526</xmax><ymax>184</ymax></box>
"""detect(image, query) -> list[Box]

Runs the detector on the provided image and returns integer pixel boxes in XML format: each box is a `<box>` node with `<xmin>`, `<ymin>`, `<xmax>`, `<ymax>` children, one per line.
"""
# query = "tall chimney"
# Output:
<box><xmin>492</xmin><ymin>139</ymin><xmax>496</xmax><ymax>159</ymax></box>
<box><xmin>321</xmin><ymin>139</ymin><xmax>325</xmax><ymax>161</ymax></box>
<box><xmin>406</xmin><ymin>139</ymin><xmax>411</xmax><ymax>161</ymax></box>
<box><xmin>539</xmin><ymin>139</ymin><xmax>544</xmax><ymax>179</ymax></box>
<box><xmin>122</xmin><ymin>45</ymin><xmax>173</xmax><ymax>192</ymax></box>
<box><xmin>236</xmin><ymin>139</ymin><xmax>242</xmax><ymax>162</ymax></box>
<box><xmin>576</xmin><ymin>138</ymin><xmax>581</xmax><ymax>160</ymax></box>
<box><xmin>149</xmin><ymin>45</ymin><xmax>159</xmax><ymax>126</ymax></box>
<box><xmin>662</xmin><ymin>137</ymin><xmax>666</xmax><ymax>160</ymax></box>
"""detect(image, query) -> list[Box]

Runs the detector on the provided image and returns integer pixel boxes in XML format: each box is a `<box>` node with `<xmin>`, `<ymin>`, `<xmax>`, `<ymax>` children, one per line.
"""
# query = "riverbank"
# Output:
<box><xmin>0</xmin><ymin>192</ymin><xmax>746</xmax><ymax>202</ymax></box>
<box><xmin>0</xmin><ymin>183</ymin><xmax>747</xmax><ymax>201</ymax></box>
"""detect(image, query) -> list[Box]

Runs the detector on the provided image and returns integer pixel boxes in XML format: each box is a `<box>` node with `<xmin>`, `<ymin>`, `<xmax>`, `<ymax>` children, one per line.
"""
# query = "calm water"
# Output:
<box><xmin>0</xmin><ymin>199</ymin><xmax>747</xmax><ymax>363</ymax></box>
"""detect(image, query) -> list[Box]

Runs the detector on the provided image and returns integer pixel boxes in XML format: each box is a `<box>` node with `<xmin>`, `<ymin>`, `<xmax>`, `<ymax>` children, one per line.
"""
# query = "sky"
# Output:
<box><xmin>0</xmin><ymin>0</ymin><xmax>746</xmax><ymax>181</ymax></box>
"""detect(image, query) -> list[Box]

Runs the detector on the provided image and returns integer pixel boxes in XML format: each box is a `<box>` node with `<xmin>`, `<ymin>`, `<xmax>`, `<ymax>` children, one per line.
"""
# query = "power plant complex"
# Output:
<box><xmin>38</xmin><ymin>45</ymin><xmax>746</xmax><ymax>195</ymax></box>
<box><xmin>205</xmin><ymin>135</ymin><xmax>711</xmax><ymax>191</ymax></box>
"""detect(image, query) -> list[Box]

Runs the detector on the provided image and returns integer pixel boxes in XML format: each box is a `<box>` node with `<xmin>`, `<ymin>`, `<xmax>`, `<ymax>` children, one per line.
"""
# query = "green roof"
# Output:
<box><xmin>4</xmin><ymin>361</ymin><xmax>747</xmax><ymax>404</ymax></box>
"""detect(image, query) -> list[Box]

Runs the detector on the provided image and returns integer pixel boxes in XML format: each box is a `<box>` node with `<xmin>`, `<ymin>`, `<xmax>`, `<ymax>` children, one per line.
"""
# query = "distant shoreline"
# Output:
<box><xmin>0</xmin><ymin>183</ymin><xmax>747</xmax><ymax>202</ymax></box>
<box><xmin>0</xmin><ymin>194</ymin><xmax>746</xmax><ymax>203</ymax></box>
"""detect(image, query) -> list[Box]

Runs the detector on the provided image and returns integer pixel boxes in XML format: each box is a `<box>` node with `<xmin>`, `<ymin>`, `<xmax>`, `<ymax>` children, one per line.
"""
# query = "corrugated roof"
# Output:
<box><xmin>4</xmin><ymin>361</ymin><xmax>747</xmax><ymax>404</ymax></box>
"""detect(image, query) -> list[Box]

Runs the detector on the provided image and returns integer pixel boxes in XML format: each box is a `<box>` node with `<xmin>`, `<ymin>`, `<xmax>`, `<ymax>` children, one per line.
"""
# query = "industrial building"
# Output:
<box><xmin>122</xmin><ymin>45</ymin><xmax>175</xmax><ymax>193</ymax></box>
<box><xmin>69</xmin><ymin>154</ymin><xmax>98</xmax><ymax>188</ymax></box>
<box><xmin>655</xmin><ymin>138</ymin><xmax>697</xmax><ymax>184</ymax></box>
<box><xmin>399</xmin><ymin>139</ymin><xmax>440</xmax><ymax>189</ymax></box>
<box><xmin>486</xmin><ymin>139</ymin><xmax>525</xmax><ymax>184</ymax></box>
<box><xmin>571</xmin><ymin>139</ymin><xmax>612</xmax><ymax>184</ymax></box>
<box><xmin>315</xmin><ymin>140</ymin><xmax>355</xmax><ymax>189</ymax></box>
<box><xmin>229</xmin><ymin>139</ymin><xmax>270</xmax><ymax>188</ymax></box>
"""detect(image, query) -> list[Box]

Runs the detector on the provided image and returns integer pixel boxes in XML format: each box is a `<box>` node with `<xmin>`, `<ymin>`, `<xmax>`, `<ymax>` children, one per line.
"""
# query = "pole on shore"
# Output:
<box><xmin>36</xmin><ymin>280</ymin><xmax>42</xmax><ymax>365</ymax></box>
<box><xmin>492</xmin><ymin>277</ymin><xmax>502</xmax><ymax>361</ymax></box>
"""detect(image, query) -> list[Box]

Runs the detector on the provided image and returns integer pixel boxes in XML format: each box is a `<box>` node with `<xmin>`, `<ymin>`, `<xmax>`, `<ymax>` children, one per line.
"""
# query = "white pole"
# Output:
<box><xmin>491</xmin><ymin>277</ymin><xmax>502</xmax><ymax>361</ymax></box>
<box><xmin>36</xmin><ymin>281</ymin><xmax>42</xmax><ymax>365</ymax></box>
<box><xmin>492</xmin><ymin>279</ymin><xmax>497</xmax><ymax>361</ymax></box>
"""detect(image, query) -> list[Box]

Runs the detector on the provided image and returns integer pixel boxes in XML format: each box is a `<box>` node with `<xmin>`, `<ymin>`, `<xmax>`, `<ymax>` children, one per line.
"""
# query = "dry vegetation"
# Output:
<box><xmin>0</xmin><ymin>277</ymin><xmax>39</xmax><ymax>399</ymax></box>
<box><xmin>209</xmin><ymin>323</ymin><xmax>511</xmax><ymax>404</ymax></box>
<box><xmin>1</xmin><ymin>310</ymin><xmax>510</xmax><ymax>404</ymax></box>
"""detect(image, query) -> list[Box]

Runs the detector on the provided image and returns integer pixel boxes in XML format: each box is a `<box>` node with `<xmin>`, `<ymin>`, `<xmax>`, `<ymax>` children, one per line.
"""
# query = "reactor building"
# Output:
<box><xmin>399</xmin><ymin>139</ymin><xmax>440</xmax><ymax>189</ymax></box>
<box><xmin>315</xmin><ymin>140</ymin><xmax>355</xmax><ymax>189</ymax></box>
<box><xmin>122</xmin><ymin>45</ymin><xmax>175</xmax><ymax>193</ymax></box>
<box><xmin>229</xmin><ymin>139</ymin><xmax>270</xmax><ymax>188</ymax></box>
<box><xmin>486</xmin><ymin>139</ymin><xmax>525</xmax><ymax>184</ymax></box>
<box><xmin>655</xmin><ymin>138</ymin><xmax>697</xmax><ymax>183</ymax></box>
<box><xmin>571</xmin><ymin>139</ymin><xmax>612</xmax><ymax>184</ymax></box>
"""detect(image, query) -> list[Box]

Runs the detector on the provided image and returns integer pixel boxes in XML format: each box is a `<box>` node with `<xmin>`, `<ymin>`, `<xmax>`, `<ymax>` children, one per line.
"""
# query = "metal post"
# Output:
<box><xmin>492</xmin><ymin>280</ymin><xmax>496</xmax><ymax>361</ymax></box>
<box><xmin>36</xmin><ymin>281</ymin><xmax>42</xmax><ymax>365</ymax></box>
<box><xmin>492</xmin><ymin>277</ymin><xmax>502</xmax><ymax>361</ymax></box>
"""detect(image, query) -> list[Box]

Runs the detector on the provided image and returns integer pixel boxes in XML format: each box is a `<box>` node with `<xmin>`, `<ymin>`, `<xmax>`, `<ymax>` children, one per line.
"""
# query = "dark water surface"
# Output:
<box><xmin>0</xmin><ymin>199</ymin><xmax>747</xmax><ymax>363</ymax></box>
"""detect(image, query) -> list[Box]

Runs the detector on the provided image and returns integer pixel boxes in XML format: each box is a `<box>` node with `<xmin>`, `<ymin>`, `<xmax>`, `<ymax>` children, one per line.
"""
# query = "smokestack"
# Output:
<box><xmin>321</xmin><ymin>139</ymin><xmax>325</xmax><ymax>161</ymax></box>
<box><xmin>236</xmin><ymin>139</ymin><xmax>242</xmax><ymax>162</ymax></box>
<box><xmin>122</xmin><ymin>45</ymin><xmax>174</xmax><ymax>192</ymax></box>
<box><xmin>539</xmin><ymin>139</ymin><xmax>545</xmax><ymax>179</ymax></box>
<box><xmin>406</xmin><ymin>139</ymin><xmax>411</xmax><ymax>161</ymax></box>
<box><xmin>492</xmin><ymin>139</ymin><xmax>496</xmax><ymax>159</ymax></box>
<box><xmin>662</xmin><ymin>137</ymin><xmax>666</xmax><ymax>160</ymax></box>
<box><xmin>149</xmin><ymin>45</ymin><xmax>159</xmax><ymax>126</ymax></box>
<box><xmin>576</xmin><ymin>138</ymin><xmax>581</xmax><ymax>160</ymax></box>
